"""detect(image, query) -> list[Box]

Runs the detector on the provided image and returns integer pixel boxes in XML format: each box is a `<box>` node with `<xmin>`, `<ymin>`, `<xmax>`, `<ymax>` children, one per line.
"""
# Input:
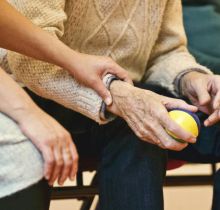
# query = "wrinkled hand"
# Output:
<box><xmin>15</xmin><ymin>105</ymin><xmax>78</xmax><ymax>186</ymax></box>
<box><xmin>180</xmin><ymin>72</ymin><xmax>220</xmax><ymax>126</ymax></box>
<box><xmin>68</xmin><ymin>52</ymin><xmax>133</xmax><ymax>105</ymax></box>
<box><xmin>107</xmin><ymin>81</ymin><xmax>198</xmax><ymax>151</ymax></box>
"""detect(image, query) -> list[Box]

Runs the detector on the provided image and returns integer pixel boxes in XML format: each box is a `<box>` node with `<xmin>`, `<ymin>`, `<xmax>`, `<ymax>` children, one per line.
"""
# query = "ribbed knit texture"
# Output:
<box><xmin>3</xmin><ymin>0</ymin><xmax>211</xmax><ymax>124</ymax></box>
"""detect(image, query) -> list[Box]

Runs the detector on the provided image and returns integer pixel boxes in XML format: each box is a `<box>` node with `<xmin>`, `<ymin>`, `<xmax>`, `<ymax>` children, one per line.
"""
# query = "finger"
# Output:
<box><xmin>136</xmin><ymin>125</ymin><xmax>160</xmax><ymax>145</ymax></box>
<box><xmin>187</xmin><ymin>94</ymin><xmax>211</xmax><ymax>114</ymax></box>
<box><xmin>58</xmin><ymin>147</ymin><xmax>73</xmax><ymax>185</ymax></box>
<box><xmin>42</xmin><ymin>147</ymin><xmax>54</xmax><ymax>180</ymax></box>
<box><xmin>204</xmin><ymin>109</ymin><xmax>220</xmax><ymax>127</ymax></box>
<box><xmin>164</xmin><ymin>97</ymin><xmax>198</xmax><ymax>112</ymax></box>
<box><xmin>107</xmin><ymin>65</ymin><xmax>133</xmax><ymax>85</ymax></box>
<box><xmin>49</xmin><ymin>146</ymin><xmax>63</xmax><ymax>186</ymax></box>
<box><xmin>194</xmin><ymin>85</ymin><xmax>211</xmax><ymax>106</ymax></box>
<box><xmin>127</xmin><ymin>116</ymin><xmax>165</xmax><ymax>148</ymax></box>
<box><xmin>213</xmin><ymin>91</ymin><xmax>220</xmax><ymax>110</ymax></box>
<box><xmin>139</xmin><ymin>122</ymin><xmax>167</xmax><ymax>148</ymax></box>
<box><xmin>159</xmin><ymin>110</ymin><xmax>197</xmax><ymax>143</ymax></box>
<box><xmin>154</xmin><ymin>123</ymin><xmax>188</xmax><ymax>151</ymax></box>
<box><xmin>69</xmin><ymin>143</ymin><xmax>79</xmax><ymax>180</ymax></box>
<box><xmin>92</xmin><ymin>81</ymin><xmax>112</xmax><ymax>106</ymax></box>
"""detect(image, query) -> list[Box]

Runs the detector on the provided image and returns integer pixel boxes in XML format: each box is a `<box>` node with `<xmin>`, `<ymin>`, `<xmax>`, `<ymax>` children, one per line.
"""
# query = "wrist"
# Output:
<box><xmin>10</xmin><ymin>102</ymin><xmax>40</xmax><ymax>124</ymax></box>
<box><xmin>55</xmin><ymin>47</ymin><xmax>80</xmax><ymax>74</ymax></box>
<box><xmin>177</xmin><ymin>71</ymin><xmax>208</xmax><ymax>96</ymax></box>
<box><xmin>106</xmin><ymin>80</ymin><xmax>134</xmax><ymax>117</ymax></box>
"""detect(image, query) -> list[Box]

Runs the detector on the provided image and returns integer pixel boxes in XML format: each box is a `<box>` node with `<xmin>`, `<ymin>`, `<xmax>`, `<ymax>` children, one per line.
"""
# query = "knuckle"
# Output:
<box><xmin>65</xmin><ymin>160</ymin><xmax>73</xmax><ymax>167</ymax></box>
<box><xmin>138</xmin><ymin>129</ymin><xmax>146</xmax><ymax>139</ymax></box>
<box><xmin>45</xmin><ymin>136</ymin><xmax>57</xmax><ymax>145</ymax></box>
<box><xmin>147</xmin><ymin>121</ymin><xmax>157</xmax><ymax>131</ymax></box>
<box><xmin>65</xmin><ymin>132</ymin><xmax>72</xmax><ymax>140</ymax></box>
<box><xmin>90</xmin><ymin>77</ymin><xmax>98</xmax><ymax>84</ymax></box>
<box><xmin>166</xmin><ymin>124</ymin><xmax>178</xmax><ymax>135</ymax></box>
<box><xmin>58</xmin><ymin>131</ymin><xmax>69</xmax><ymax>140</ymax></box>
<box><xmin>163</xmin><ymin>141</ymin><xmax>176</xmax><ymax>150</ymax></box>
<box><xmin>136</xmin><ymin>127</ymin><xmax>147</xmax><ymax>140</ymax></box>
<box><xmin>56</xmin><ymin>159</ymin><xmax>64</xmax><ymax>167</ymax></box>
<box><xmin>74</xmin><ymin>154</ymin><xmax>79</xmax><ymax>162</ymax></box>
<box><xmin>44</xmin><ymin>138</ymin><xmax>53</xmax><ymax>146</ymax></box>
<box><xmin>47</xmin><ymin>158</ymin><xmax>55</xmax><ymax>166</ymax></box>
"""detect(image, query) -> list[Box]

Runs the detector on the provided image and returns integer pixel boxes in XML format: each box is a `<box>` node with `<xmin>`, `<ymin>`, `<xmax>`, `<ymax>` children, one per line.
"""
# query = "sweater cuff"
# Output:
<box><xmin>100</xmin><ymin>74</ymin><xmax>119</xmax><ymax>121</ymax></box>
<box><xmin>174</xmin><ymin>68</ymin><xmax>213</xmax><ymax>96</ymax></box>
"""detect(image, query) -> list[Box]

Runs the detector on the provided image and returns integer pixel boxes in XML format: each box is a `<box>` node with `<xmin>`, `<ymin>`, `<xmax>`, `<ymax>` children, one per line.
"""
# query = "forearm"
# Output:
<box><xmin>7</xmin><ymin>52</ymin><xmax>107</xmax><ymax>124</ymax></box>
<box><xmin>0</xmin><ymin>0</ymin><xmax>79</xmax><ymax>74</ymax></box>
<box><xmin>0</xmin><ymin>68</ymin><xmax>38</xmax><ymax>123</ymax></box>
<box><xmin>107</xmin><ymin>80</ymin><xmax>138</xmax><ymax>117</ymax></box>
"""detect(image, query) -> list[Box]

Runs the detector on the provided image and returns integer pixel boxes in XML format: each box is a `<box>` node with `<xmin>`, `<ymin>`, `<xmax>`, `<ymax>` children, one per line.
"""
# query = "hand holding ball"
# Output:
<box><xmin>167</xmin><ymin>109</ymin><xmax>200</xmax><ymax>143</ymax></box>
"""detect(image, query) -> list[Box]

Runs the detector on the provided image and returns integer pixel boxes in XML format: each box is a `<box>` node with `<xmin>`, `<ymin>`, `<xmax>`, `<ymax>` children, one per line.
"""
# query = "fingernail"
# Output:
<box><xmin>59</xmin><ymin>181</ymin><xmax>64</xmax><ymax>186</ymax></box>
<box><xmin>190</xmin><ymin>137</ymin><xmax>196</xmax><ymax>143</ymax></box>
<box><xmin>105</xmin><ymin>97</ymin><xmax>112</xmax><ymax>106</ymax></box>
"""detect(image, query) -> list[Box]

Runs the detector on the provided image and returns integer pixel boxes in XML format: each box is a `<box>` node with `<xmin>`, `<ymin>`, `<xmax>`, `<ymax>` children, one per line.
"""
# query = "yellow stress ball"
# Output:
<box><xmin>167</xmin><ymin>108</ymin><xmax>200</xmax><ymax>143</ymax></box>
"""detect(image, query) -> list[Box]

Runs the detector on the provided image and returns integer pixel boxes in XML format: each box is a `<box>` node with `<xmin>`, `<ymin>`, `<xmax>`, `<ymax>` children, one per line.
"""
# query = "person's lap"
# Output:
<box><xmin>26</xmin><ymin>83</ymin><xmax>220</xmax><ymax>210</ymax></box>
<box><xmin>27</xmin><ymin>86</ymin><xmax>168</xmax><ymax>210</ymax></box>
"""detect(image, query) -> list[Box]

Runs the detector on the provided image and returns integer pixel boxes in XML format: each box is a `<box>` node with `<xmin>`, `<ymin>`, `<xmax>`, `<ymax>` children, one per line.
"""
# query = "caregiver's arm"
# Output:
<box><xmin>0</xmin><ymin>67</ymin><xmax>78</xmax><ymax>186</ymax></box>
<box><xmin>0</xmin><ymin>0</ymin><xmax>131</xmax><ymax>105</ymax></box>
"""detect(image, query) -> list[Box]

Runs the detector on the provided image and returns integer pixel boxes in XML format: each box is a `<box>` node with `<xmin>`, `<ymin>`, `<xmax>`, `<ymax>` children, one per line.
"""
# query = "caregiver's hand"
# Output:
<box><xmin>16</xmin><ymin>105</ymin><xmax>78</xmax><ymax>186</ymax></box>
<box><xmin>67</xmin><ymin>52</ymin><xmax>133</xmax><ymax>105</ymax></box>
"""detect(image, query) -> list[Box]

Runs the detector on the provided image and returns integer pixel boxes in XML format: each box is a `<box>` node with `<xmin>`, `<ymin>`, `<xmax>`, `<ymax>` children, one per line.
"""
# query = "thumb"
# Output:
<box><xmin>93</xmin><ymin>81</ymin><xmax>113</xmax><ymax>106</ymax></box>
<box><xmin>107</xmin><ymin>64</ymin><xmax>133</xmax><ymax>85</ymax></box>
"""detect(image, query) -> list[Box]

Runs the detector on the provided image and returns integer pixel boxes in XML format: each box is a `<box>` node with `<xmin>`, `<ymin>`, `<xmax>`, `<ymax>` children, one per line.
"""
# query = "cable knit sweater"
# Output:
<box><xmin>4</xmin><ymin>0</ymin><xmax>212</xmax><ymax>124</ymax></box>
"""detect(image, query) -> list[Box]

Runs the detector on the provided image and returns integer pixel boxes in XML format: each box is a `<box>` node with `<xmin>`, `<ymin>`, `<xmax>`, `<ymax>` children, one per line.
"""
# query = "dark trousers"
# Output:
<box><xmin>0</xmin><ymin>179</ymin><xmax>50</xmax><ymax>210</ymax></box>
<box><xmin>2</xmin><ymin>84</ymin><xmax>220</xmax><ymax>210</ymax></box>
<box><xmin>168</xmin><ymin>111</ymin><xmax>220</xmax><ymax>210</ymax></box>
<box><xmin>26</xmin><ymin>84</ymin><xmax>168</xmax><ymax>210</ymax></box>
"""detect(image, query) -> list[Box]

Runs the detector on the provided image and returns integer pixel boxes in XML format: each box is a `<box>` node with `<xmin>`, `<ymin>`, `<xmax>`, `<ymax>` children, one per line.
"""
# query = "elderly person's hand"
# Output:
<box><xmin>14</xmin><ymin>105</ymin><xmax>78</xmax><ymax>186</ymax></box>
<box><xmin>107</xmin><ymin>81</ymin><xmax>198</xmax><ymax>151</ymax></box>
<box><xmin>180</xmin><ymin>72</ymin><xmax>220</xmax><ymax>126</ymax></box>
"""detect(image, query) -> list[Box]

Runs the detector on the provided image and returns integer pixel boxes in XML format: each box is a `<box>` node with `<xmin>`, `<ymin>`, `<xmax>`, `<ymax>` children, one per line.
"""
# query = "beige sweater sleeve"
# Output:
<box><xmin>144</xmin><ymin>0</ymin><xmax>212</xmax><ymax>95</ymax></box>
<box><xmin>7</xmin><ymin>0</ymin><xmax>106</xmax><ymax>124</ymax></box>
